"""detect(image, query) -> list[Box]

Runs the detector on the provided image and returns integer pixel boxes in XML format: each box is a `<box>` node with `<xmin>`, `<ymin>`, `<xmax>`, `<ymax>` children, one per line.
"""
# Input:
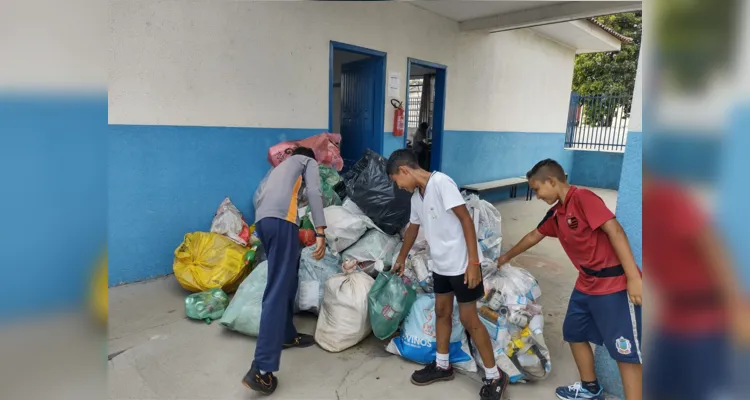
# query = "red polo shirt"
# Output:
<box><xmin>643</xmin><ymin>181</ymin><xmax>726</xmax><ymax>333</ymax></box>
<box><xmin>537</xmin><ymin>186</ymin><xmax>628</xmax><ymax>295</ymax></box>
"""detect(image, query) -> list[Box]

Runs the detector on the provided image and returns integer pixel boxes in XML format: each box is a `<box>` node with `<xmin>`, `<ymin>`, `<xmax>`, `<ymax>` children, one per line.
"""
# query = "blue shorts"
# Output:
<box><xmin>647</xmin><ymin>331</ymin><xmax>729</xmax><ymax>399</ymax></box>
<box><xmin>563</xmin><ymin>289</ymin><xmax>642</xmax><ymax>364</ymax></box>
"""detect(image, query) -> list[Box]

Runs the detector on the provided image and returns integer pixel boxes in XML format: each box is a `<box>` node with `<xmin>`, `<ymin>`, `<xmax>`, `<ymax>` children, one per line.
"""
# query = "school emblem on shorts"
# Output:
<box><xmin>567</xmin><ymin>215</ymin><xmax>579</xmax><ymax>229</ymax></box>
<box><xmin>615</xmin><ymin>337</ymin><xmax>632</xmax><ymax>355</ymax></box>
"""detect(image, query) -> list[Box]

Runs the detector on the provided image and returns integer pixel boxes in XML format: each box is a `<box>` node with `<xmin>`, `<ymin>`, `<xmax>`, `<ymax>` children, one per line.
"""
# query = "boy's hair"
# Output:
<box><xmin>526</xmin><ymin>158</ymin><xmax>567</xmax><ymax>183</ymax></box>
<box><xmin>419</xmin><ymin>122</ymin><xmax>429</xmax><ymax>131</ymax></box>
<box><xmin>292</xmin><ymin>146</ymin><xmax>316</xmax><ymax>160</ymax></box>
<box><xmin>386</xmin><ymin>149</ymin><xmax>420</xmax><ymax>175</ymax></box>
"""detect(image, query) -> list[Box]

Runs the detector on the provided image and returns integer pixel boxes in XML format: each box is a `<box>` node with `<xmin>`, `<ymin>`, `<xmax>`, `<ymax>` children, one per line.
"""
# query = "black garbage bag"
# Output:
<box><xmin>344</xmin><ymin>150</ymin><xmax>411</xmax><ymax>235</ymax></box>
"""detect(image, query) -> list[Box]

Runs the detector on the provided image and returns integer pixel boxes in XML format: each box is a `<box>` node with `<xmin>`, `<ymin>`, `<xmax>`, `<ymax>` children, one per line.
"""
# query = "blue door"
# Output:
<box><xmin>340</xmin><ymin>58</ymin><xmax>377</xmax><ymax>169</ymax></box>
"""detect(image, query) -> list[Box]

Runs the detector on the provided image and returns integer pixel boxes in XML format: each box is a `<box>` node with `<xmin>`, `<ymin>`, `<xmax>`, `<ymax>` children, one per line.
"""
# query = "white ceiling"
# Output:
<box><xmin>409</xmin><ymin>1</ymin><xmax>642</xmax><ymax>32</ymax></box>
<box><xmin>410</xmin><ymin>1</ymin><xmax>552</xmax><ymax>22</ymax></box>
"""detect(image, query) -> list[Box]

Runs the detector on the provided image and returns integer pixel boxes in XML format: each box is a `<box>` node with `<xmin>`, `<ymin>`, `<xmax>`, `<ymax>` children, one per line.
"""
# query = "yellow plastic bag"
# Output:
<box><xmin>91</xmin><ymin>250</ymin><xmax>108</xmax><ymax>325</ymax></box>
<box><xmin>173</xmin><ymin>232</ymin><xmax>250</xmax><ymax>293</ymax></box>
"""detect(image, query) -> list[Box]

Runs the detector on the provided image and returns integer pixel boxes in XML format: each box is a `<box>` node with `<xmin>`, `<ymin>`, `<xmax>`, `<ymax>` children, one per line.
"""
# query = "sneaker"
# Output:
<box><xmin>282</xmin><ymin>333</ymin><xmax>315</xmax><ymax>349</ymax></box>
<box><xmin>241</xmin><ymin>361</ymin><xmax>278</xmax><ymax>395</ymax></box>
<box><xmin>479</xmin><ymin>369</ymin><xmax>510</xmax><ymax>400</ymax></box>
<box><xmin>410</xmin><ymin>361</ymin><xmax>455</xmax><ymax>386</ymax></box>
<box><xmin>555</xmin><ymin>382</ymin><xmax>604</xmax><ymax>400</ymax></box>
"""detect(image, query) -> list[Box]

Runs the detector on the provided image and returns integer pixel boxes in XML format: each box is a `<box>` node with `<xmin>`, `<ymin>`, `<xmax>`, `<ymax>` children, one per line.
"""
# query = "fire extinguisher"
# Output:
<box><xmin>391</xmin><ymin>99</ymin><xmax>405</xmax><ymax>137</ymax></box>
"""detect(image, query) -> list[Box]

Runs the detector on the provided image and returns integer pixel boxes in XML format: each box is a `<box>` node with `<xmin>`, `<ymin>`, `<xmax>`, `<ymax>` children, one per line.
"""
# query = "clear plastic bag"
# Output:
<box><xmin>210</xmin><ymin>197</ymin><xmax>251</xmax><ymax>246</ymax></box>
<box><xmin>464</xmin><ymin>193</ymin><xmax>503</xmax><ymax>260</ymax></box>
<box><xmin>342</xmin><ymin>230</ymin><xmax>401</xmax><ymax>276</ymax></box>
<box><xmin>219</xmin><ymin>261</ymin><xmax>268</xmax><ymax>336</ymax></box>
<box><xmin>185</xmin><ymin>288</ymin><xmax>229</xmax><ymax>324</ymax></box>
<box><xmin>296</xmin><ymin>246</ymin><xmax>342</xmax><ymax>314</ymax></box>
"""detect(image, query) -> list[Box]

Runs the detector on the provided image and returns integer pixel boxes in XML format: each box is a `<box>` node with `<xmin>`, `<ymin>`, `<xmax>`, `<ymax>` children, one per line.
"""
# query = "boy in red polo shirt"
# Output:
<box><xmin>496</xmin><ymin>159</ymin><xmax>643</xmax><ymax>400</ymax></box>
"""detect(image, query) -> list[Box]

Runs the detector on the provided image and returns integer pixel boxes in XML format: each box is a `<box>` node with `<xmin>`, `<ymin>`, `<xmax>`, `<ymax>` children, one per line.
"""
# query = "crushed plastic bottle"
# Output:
<box><xmin>185</xmin><ymin>288</ymin><xmax>229</xmax><ymax>324</ymax></box>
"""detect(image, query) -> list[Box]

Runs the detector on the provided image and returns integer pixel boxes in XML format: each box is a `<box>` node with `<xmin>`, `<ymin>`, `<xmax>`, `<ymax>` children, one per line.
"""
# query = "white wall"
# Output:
<box><xmin>110</xmin><ymin>1</ymin><xmax>576</xmax><ymax>134</ymax></box>
<box><xmin>448</xmin><ymin>29</ymin><xmax>576</xmax><ymax>132</ymax></box>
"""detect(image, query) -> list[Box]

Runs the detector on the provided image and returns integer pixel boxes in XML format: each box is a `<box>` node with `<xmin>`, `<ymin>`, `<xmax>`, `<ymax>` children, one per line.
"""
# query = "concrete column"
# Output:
<box><xmin>593</xmin><ymin>29</ymin><xmax>644</xmax><ymax>400</ymax></box>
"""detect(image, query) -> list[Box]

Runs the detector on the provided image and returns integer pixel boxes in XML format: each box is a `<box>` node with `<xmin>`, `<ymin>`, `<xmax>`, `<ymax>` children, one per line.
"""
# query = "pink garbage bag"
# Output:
<box><xmin>268</xmin><ymin>133</ymin><xmax>344</xmax><ymax>171</ymax></box>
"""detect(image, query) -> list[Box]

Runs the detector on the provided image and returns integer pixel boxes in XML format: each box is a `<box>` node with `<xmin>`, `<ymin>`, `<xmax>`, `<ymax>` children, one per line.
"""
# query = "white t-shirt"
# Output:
<box><xmin>410</xmin><ymin>172</ymin><xmax>482</xmax><ymax>276</ymax></box>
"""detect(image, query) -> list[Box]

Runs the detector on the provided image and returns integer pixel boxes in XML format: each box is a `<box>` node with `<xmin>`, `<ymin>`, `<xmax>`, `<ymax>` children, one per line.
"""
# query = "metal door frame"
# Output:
<box><xmin>329</xmin><ymin>41</ymin><xmax>386</xmax><ymax>155</ymax></box>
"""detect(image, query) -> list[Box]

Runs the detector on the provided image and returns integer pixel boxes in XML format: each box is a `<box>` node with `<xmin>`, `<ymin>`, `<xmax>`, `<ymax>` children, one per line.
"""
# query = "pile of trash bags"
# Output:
<box><xmin>169</xmin><ymin>134</ymin><xmax>547</xmax><ymax>382</ymax></box>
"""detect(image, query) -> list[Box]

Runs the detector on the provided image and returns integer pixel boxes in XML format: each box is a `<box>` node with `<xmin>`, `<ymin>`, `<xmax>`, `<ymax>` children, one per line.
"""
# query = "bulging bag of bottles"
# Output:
<box><xmin>464</xmin><ymin>193</ymin><xmax>503</xmax><ymax>261</ymax></box>
<box><xmin>368</xmin><ymin>272</ymin><xmax>417</xmax><ymax>339</ymax></box>
<box><xmin>219</xmin><ymin>261</ymin><xmax>268</xmax><ymax>337</ymax></box>
<box><xmin>386</xmin><ymin>293</ymin><xmax>477</xmax><ymax>372</ymax></box>
<box><xmin>474</xmin><ymin>264</ymin><xmax>550</xmax><ymax>382</ymax></box>
<box><xmin>296</xmin><ymin>246</ymin><xmax>342</xmax><ymax>314</ymax></box>
<box><xmin>185</xmin><ymin>288</ymin><xmax>229</xmax><ymax>324</ymax></box>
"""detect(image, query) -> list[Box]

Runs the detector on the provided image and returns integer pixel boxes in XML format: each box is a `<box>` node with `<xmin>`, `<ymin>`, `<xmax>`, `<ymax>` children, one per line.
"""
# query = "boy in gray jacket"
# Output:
<box><xmin>242</xmin><ymin>147</ymin><xmax>327</xmax><ymax>395</ymax></box>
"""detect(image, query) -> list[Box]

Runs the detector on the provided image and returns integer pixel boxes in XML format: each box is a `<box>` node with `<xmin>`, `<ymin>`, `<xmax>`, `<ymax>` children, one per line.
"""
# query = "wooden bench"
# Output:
<box><xmin>460</xmin><ymin>177</ymin><xmax>530</xmax><ymax>200</ymax></box>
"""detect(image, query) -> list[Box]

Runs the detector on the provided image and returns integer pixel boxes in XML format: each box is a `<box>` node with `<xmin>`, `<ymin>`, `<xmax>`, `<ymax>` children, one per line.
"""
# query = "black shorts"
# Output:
<box><xmin>433</xmin><ymin>272</ymin><xmax>485</xmax><ymax>303</ymax></box>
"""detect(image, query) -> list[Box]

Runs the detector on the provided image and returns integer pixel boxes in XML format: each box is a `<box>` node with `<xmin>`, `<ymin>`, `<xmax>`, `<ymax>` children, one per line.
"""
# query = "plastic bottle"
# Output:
<box><xmin>529</xmin><ymin>314</ymin><xmax>544</xmax><ymax>335</ymax></box>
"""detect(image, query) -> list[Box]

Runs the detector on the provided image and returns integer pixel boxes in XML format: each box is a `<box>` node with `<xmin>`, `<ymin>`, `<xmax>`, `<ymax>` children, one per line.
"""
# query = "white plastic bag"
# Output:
<box><xmin>219</xmin><ymin>261</ymin><xmax>267</xmax><ymax>336</ymax></box>
<box><xmin>296</xmin><ymin>246</ymin><xmax>342</xmax><ymax>314</ymax></box>
<box><xmin>464</xmin><ymin>194</ymin><xmax>502</xmax><ymax>260</ymax></box>
<box><xmin>342</xmin><ymin>230</ymin><xmax>401</xmax><ymax>276</ymax></box>
<box><xmin>386</xmin><ymin>294</ymin><xmax>477</xmax><ymax>372</ymax></box>
<box><xmin>342</xmin><ymin>197</ymin><xmax>365</xmax><ymax>216</ymax></box>
<box><xmin>314</xmin><ymin>266</ymin><xmax>375</xmax><ymax>353</ymax></box>
<box><xmin>485</xmin><ymin>264</ymin><xmax>542</xmax><ymax>304</ymax></box>
<box><xmin>477</xmin><ymin>265</ymin><xmax>550</xmax><ymax>382</ymax></box>
<box><xmin>323</xmin><ymin>206</ymin><xmax>372</xmax><ymax>253</ymax></box>
<box><xmin>210</xmin><ymin>197</ymin><xmax>250</xmax><ymax>246</ymax></box>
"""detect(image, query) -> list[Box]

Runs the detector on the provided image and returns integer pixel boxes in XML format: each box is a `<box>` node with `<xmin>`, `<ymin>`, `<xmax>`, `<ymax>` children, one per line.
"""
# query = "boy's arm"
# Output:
<box><xmin>496</xmin><ymin>229</ymin><xmax>545</xmax><ymax>266</ymax></box>
<box><xmin>497</xmin><ymin>208</ymin><xmax>555</xmax><ymax>266</ymax></box>
<box><xmin>393</xmin><ymin>223</ymin><xmax>419</xmax><ymax>275</ymax></box>
<box><xmin>600</xmin><ymin>219</ymin><xmax>642</xmax><ymax>305</ymax></box>
<box><xmin>452</xmin><ymin>205</ymin><xmax>482</xmax><ymax>288</ymax></box>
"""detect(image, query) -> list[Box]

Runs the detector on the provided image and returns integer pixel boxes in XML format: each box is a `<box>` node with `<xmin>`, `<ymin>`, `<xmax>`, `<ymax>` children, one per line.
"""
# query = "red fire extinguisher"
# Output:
<box><xmin>391</xmin><ymin>99</ymin><xmax>405</xmax><ymax>137</ymax></box>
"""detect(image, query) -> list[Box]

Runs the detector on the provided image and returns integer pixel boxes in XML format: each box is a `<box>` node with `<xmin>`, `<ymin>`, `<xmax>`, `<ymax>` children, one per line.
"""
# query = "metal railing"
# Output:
<box><xmin>408</xmin><ymin>78</ymin><xmax>423</xmax><ymax>128</ymax></box>
<box><xmin>565</xmin><ymin>93</ymin><xmax>631</xmax><ymax>152</ymax></box>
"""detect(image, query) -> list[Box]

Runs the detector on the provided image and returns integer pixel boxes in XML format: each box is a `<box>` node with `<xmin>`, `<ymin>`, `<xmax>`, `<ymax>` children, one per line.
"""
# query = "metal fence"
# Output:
<box><xmin>565</xmin><ymin>92</ymin><xmax>631</xmax><ymax>152</ymax></box>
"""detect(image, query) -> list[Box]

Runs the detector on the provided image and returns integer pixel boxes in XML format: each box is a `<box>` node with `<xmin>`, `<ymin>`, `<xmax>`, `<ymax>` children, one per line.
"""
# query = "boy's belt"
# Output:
<box><xmin>581</xmin><ymin>265</ymin><xmax>624</xmax><ymax>278</ymax></box>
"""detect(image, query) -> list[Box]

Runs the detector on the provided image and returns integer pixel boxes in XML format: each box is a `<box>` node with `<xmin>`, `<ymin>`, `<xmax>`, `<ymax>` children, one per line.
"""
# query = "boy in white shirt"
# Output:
<box><xmin>388</xmin><ymin>149</ymin><xmax>509</xmax><ymax>400</ymax></box>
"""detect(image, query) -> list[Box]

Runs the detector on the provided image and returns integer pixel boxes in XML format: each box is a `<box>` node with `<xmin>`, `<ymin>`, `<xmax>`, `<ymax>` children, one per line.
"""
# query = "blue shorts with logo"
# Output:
<box><xmin>563</xmin><ymin>289</ymin><xmax>642</xmax><ymax>364</ymax></box>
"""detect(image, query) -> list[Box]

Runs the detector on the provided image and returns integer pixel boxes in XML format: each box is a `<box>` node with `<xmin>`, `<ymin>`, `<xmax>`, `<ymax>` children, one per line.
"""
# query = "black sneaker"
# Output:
<box><xmin>479</xmin><ymin>368</ymin><xmax>509</xmax><ymax>400</ymax></box>
<box><xmin>282</xmin><ymin>333</ymin><xmax>315</xmax><ymax>349</ymax></box>
<box><xmin>410</xmin><ymin>361</ymin><xmax>455</xmax><ymax>386</ymax></box>
<box><xmin>241</xmin><ymin>361</ymin><xmax>278</xmax><ymax>395</ymax></box>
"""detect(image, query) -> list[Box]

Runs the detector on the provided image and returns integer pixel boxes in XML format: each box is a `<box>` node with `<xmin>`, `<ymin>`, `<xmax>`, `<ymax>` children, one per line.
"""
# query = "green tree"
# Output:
<box><xmin>573</xmin><ymin>12</ymin><xmax>641</xmax><ymax>124</ymax></box>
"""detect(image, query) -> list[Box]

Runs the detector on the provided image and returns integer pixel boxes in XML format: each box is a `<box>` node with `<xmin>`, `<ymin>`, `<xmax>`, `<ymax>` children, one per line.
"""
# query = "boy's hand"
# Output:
<box><xmin>392</xmin><ymin>258</ymin><xmax>406</xmax><ymax>276</ymax></box>
<box><xmin>465</xmin><ymin>262</ymin><xmax>481</xmax><ymax>289</ymax></box>
<box><xmin>627</xmin><ymin>276</ymin><xmax>643</xmax><ymax>306</ymax></box>
<box><xmin>312</xmin><ymin>236</ymin><xmax>326</xmax><ymax>260</ymax></box>
<box><xmin>496</xmin><ymin>254</ymin><xmax>510</xmax><ymax>269</ymax></box>
<box><xmin>730</xmin><ymin>299</ymin><xmax>750</xmax><ymax>347</ymax></box>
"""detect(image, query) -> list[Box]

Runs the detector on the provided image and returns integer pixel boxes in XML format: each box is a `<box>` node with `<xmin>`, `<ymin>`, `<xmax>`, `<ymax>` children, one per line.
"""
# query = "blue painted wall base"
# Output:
<box><xmin>569</xmin><ymin>150</ymin><xmax>624</xmax><ymax>190</ymax></box>
<box><xmin>442</xmin><ymin>131</ymin><xmax>573</xmax><ymax>186</ymax></box>
<box><xmin>0</xmin><ymin>95</ymin><xmax>107</xmax><ymax>317</ymax></box>
<box><xmin>109</xmin><ymin>125</ymin><xmax>324</xmax><ymax>285</ymax></box>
